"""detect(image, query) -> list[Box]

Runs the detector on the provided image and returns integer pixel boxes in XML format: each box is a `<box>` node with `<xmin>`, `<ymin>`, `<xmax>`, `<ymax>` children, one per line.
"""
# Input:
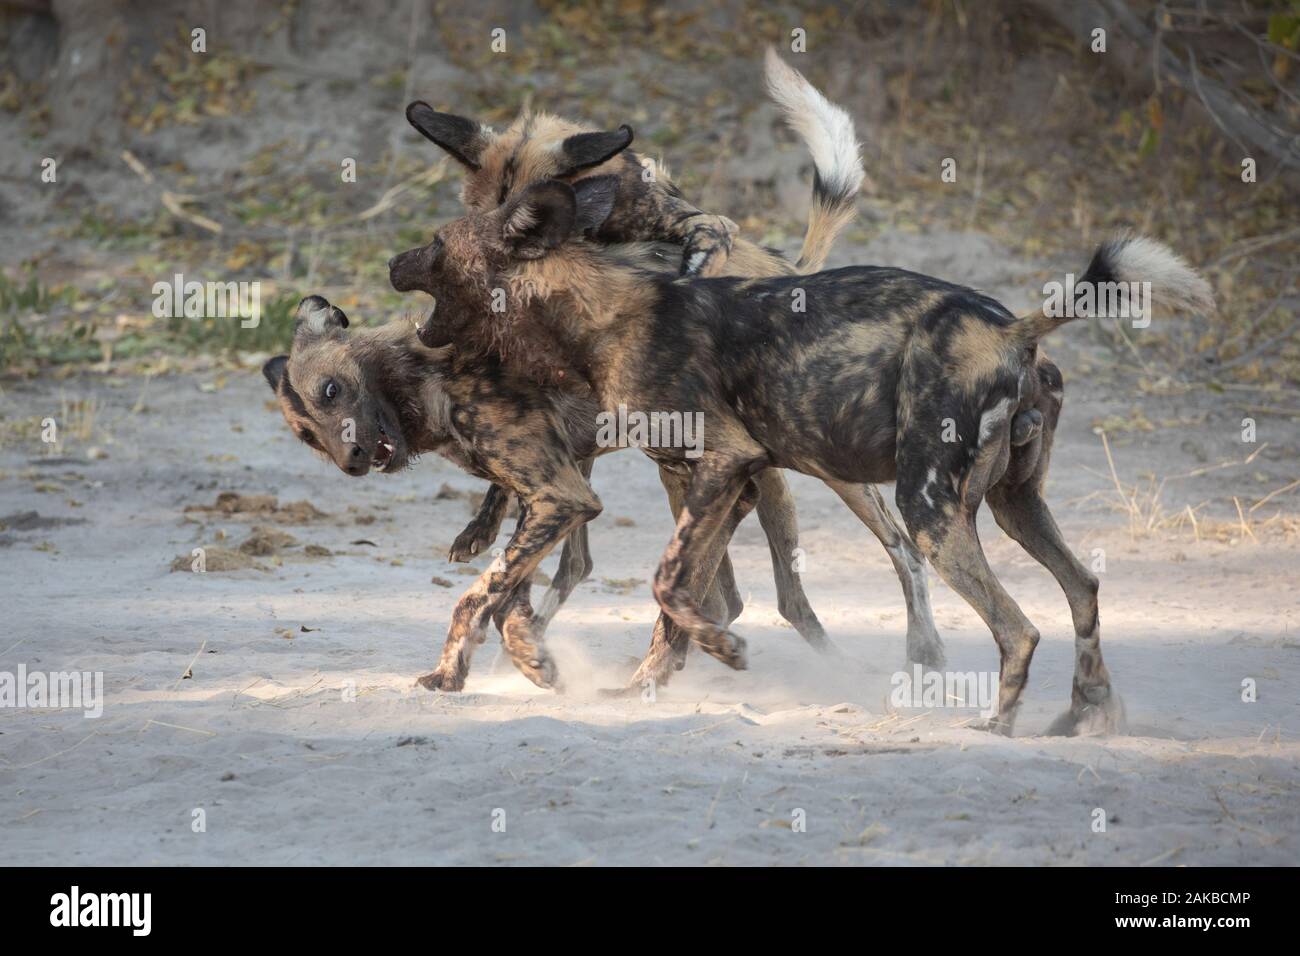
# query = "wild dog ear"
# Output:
<box><xmin>571</xmin><ymin>174</ymin><xmax>620</xmax><ymax>235</ymax></box>
<box><xmin>501</xmin><ymin>180</ymin><xmax>577</xmax><ymax>259</ymax></box>
<box><xmin>262</xmin><ymin>355</ymin><xmax>289</xmax><ymax>391</ymax></box>
<box><xmin>556</xmin><ymin>125</ymin><xmax>633</xmax><ymax>177</ymax></box>
<box><xmin>406</xmin><ymin>102</ymin><xmax>491</xmax><ymax>171</ymax></box>
<box><xmin>294</xmin><ymin>295</ymin><xmax>349</xmax><ymax>339</ymax></box>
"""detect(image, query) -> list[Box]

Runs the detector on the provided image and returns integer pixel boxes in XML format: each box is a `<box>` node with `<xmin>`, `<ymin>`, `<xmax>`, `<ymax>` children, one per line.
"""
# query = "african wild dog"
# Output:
<box><xmin>389</xmin><ymin>162</ymin><xmax>1214</xmax><ymax>733</ymax></box>
<box><xmin>264</xmin><ymin>296</ymin><xmax>599</xmax><ymax>688</ymax></box>
<box><xmin>264</xmin><ymin>288</ymin><xmax>841</xmax><ymax>690</ymax></box>
<box><xmin>261</xmin><ymin>53</ymin><xmax>895</xmax><ymax>692</ymax></box>
<box><xmin>403</xmin><ymin>48</ymin><xmax>947</xmax><ymax>669</ymax></box>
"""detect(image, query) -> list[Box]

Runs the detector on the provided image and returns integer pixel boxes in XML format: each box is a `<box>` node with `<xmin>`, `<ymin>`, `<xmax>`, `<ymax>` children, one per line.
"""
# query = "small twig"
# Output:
<box><xmin>1206</xmin><ymin>227</ymin><xmax>1300</xmax><ymax>269</ymax></box>
<box><xmin>0</xmin><ymin>730</ymin><xmax>101</xmax><ymax>770</ymax></box>
<box><xmin>1250</xmin><ymin>477</ymin><xmax>1300</xmax><ymax>514</ymax></box>
<box><xmin>121</xmin><ymin>149</ymin><xmax>223</xmax><ymax>234</ymax></box>
<box><xmin>139</xmin><ymin>719</ymin><xmax>216</xmax><ymax>737</ymax></box>
<box><xmin>173</xmin><ymin>639</ymin><xmax>207</xmax><ymax>690</ymax></box>
<box><xmin>1233</xmin><ymin>496</ymin><xmax>1257</xmax><ymax>542</ymax></box>
<box><xmin>1139</xmin><ymin>845</ymin><xmax>1185</xmax><ymax>866</ymax></box>
<box><xmin>358</xmin><ymin>160</ymin><xmax>447</xmax><ymax>221</ymax></box>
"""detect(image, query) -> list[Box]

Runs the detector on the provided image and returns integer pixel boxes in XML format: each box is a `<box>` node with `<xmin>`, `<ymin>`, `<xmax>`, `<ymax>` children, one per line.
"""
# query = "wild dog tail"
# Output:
<box><xmin>764</xmin><ymin>47</ymin><xmax>865</xmax><ymax>275</ymax></box>
<box><xmin>1017</xmin><ymin>234</ymin><xmax>1216</xmax><ymax>342</ymax></box>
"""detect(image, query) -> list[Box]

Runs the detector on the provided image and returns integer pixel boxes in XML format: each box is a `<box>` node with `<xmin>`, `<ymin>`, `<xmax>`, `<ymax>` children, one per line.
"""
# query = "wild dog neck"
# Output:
<box><xmin>494</xmin><ymin>242</ymin><xmax>658</xmax><ymax>390</ymax></box>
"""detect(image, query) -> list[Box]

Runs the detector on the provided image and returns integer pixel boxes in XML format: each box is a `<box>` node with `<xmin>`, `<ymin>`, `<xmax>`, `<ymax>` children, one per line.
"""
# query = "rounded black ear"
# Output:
<box><xmin>406</xmin><ymin>102</ymin><xmax>490</xmax><ymax>171</ymax></box>
<box><xmin>501</xmin><ymin>180</ymin><xmax>578</xmax><ymax>259</ymax></box>
<box><xmin>294</xmin><ymin>295</ymin><xmax>349</xmax><ymax>338</ymax></box>
<box><xmin>263</xmin><ymin>355</ymin><xmax>289</xmax><ymax>391</ymax></box>
<box><xmin>556</xmin><ymin>125</ymin><xmax>634</xmax><ymax>177</ymax></box>
<box><xmin>571</xmin><ymin>175</ymin><xmax>620</xmax><ymax>235</ymax></box>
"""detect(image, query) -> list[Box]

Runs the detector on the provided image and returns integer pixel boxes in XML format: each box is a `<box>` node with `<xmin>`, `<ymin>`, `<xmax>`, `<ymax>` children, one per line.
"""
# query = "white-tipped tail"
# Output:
<box><xmin>1097</xmin><ymin>234</ymin><xmax>1216</xmax><ymax>316</ymax></box>
<box><xmin>764</xmin><ymin>47</ymin><xmax>864</xmax><ymax>199</ymax></box>
<box><xmin>1019</xmin><ymin>234</ymin><xmax>1216</xmax><ymax>341</ymax></box>
<box><xmin>764</xmin><ymin>47</ymin><xmax>865</xmax><ymax>272</ymax></box>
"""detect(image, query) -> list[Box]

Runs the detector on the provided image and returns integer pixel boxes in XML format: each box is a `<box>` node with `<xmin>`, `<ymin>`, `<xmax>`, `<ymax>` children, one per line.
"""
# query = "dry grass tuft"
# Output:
<box><xmin>1089</xmin><ymin>431</ymin><xmax>1298</xmax><ymax>542</ymax></box>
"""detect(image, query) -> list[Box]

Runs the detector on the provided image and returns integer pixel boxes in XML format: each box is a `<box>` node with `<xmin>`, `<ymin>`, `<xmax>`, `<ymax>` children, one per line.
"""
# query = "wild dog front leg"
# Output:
<box><xmin>449</xmin><ymin>482</ymin><xmax>510</xmax><ymax>562</ymax></box>
<box><xmin>533</xmin><ymin>459</ymin><xmax>596</xmax><ymax>630</ymax></box>
<box><xmin>623</xmin><ymin>476</ymin><xmax>758</xmax><ymax>691</ymax></box>
<box><xmin>532</xmin><ymin>525</ymin><xmax>593</xmax><ymax>631</ymax></box>
<box><xmin>657</xmin><ymin>463</ymin><xmax>741</xmax><ymax>626</ymax></box>
<box><xmin>641</xmin><ymin>190</ymin><xmax>737</xmax><ymax>278</ymax></box>
<box><xmin>678</xmin><ymin>212</ymin><xmax>738</xmax><ymax>278</ymax></box>
<box><xmin>651</xmin><ymin>455</ymin><xmax>765</xmax><ymax>670</ymax></box>
<box><xmin>421</xmin><ymin>490</ymin><xmax>601</xmax><ymax>692</ymax></box>
<box><xmin>491</xmin><ymin>576</ymin><xmax>535</xmax><ymax>640</ymax></box>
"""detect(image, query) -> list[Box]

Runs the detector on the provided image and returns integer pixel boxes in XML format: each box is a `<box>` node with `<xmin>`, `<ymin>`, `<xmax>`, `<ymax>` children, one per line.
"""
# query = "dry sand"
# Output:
<box><xmin>2</xmin><ymin>234</ymin><xmax>1297</xmax><ymax>865</ymax></box>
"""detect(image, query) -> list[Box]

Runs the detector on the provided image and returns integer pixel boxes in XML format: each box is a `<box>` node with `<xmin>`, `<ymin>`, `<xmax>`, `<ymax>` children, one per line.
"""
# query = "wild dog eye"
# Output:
<box><xmin>298</xmin><ymin>429</ymin><xmax>318</xmax><ymax>447</ymax></box>
<box><xmin>323</xmin><ymin>380</ymin><xmax>339</xmax><ymax>402</ymax></box>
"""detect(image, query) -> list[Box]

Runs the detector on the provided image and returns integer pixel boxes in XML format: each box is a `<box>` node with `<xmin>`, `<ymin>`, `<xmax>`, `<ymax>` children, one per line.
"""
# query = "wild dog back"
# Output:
<box><xmin>606</xmin><ymin>266</ymin><xmax>1025</xmax><ymax>485</ymax></box>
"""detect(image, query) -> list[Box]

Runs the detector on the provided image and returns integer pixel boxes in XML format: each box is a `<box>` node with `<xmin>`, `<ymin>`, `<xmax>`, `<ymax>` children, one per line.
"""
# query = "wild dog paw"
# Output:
<box><xmin>448</xmin><ymin>524</ymin><xmax>493</xmax><ymax>563</ymax></box>
<box><xmin>970</xmin><ymin>715</ymin><xmax>1015</xmax><ymax>737</ymax></box>
<box><xmin>519</xmin><ymin>655</ymin><xmax>560</xmax><ymax>691</ymax></box>
<box><xmin>905</xmin><ymin>633</ymin><xmax>947</xmax><ymax>670</ymax></box>
<box><xmin>508</xmin><ymin>643</ymin><xmax>561</xmax><ymax>691</ymax></box>
<box><xmin>679</xmin><ymin>215</ymin><xmax>737</xmax><ymax>278</ymax></box>
<box><xmin>1045</xmin><ymin>691</ymin><xmax>1126</xmax><ymax>737</ymax></box>
<box><xmin>697</xmin><ymin>629</ymin><xmax>747</xmax><ymax>671</ymax></box>
<box><xmin>416</xmin><ymin>668</ymin><xmax>466</xmax><ymax>692</ymax></box>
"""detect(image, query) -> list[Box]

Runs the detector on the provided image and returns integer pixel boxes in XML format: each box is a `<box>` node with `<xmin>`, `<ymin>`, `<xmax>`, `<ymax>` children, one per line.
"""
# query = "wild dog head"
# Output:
<box><xmin>262</xmin><ymin>296</ymin><xmax>413</xmax><ymax>476</ymax></box>
<box><xmin>406</xmin><ymin>103</ymin><xmax>634</xmax><ymax>212</ymax></box>
<box><xmin>388</xmin><ymin>176</ymin><xmax>622</xmax><ymax>386</ymax></box>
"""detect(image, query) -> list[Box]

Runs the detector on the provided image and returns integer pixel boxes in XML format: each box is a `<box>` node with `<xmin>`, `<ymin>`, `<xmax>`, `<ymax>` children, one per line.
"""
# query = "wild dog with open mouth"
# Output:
<box><xmin>264</xmin><ymin>292</ymin><xmax>842</xmax><ymax>690</ymax></box>
<box><xmin>401</xmin><ymin>49</ymin><xmax>948</xmax><ymax>669</ymax></box>
<box><xmin>262</xmin><ymin>55</ymin><xmax>886</xmax><ymax>691</ymax></box>
<box><xmin>264</xmin><ymin>295</ymin><xmax>602</xmax><ymax>689</ymax></box>
<box><xmin>389</xmin><ymin>167</ymin><xmax>1214</xmax><ymax>733</ymax></box>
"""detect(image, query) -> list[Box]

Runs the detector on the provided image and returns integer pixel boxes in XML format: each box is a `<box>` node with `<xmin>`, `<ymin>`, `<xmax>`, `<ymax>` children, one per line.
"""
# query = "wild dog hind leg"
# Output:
<box><xmin>825</xmin><ymin>481</ymin><xmax>944</xmax><ymax>668</ymax></box>
<box><xmin>986</xmin><ymin>364</ymin><xmax>1122</xmax><ymax>735</ymax></box>
<box><xmin>895</xmin><ymin>416</ymin><xmax>1038</xmax><ymax>736</ymax></box>
<box><xmin>421</xmin><ymin>467</ymin><xmax>601</xmax><ymax>692</ymax></box>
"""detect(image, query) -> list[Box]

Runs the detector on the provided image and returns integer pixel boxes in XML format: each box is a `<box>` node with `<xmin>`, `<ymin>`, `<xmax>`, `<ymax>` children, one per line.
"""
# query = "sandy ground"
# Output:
<box><xmin>2</xmin><ymin>235</ymin><xmax>1298</xmax><ymax>866</ymax></box>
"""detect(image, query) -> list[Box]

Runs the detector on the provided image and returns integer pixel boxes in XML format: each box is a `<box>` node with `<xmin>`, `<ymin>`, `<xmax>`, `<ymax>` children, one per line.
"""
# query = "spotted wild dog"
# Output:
<box><xmin>389</xmin><ymin>157</ymin><xmax>1215</xmax><ymax>733</ymax></box>
<box><xmin>260</xmin><ymin>55</ymin><xmax>886</xmax><ymax>692</ymax></box>
<box><xmin>264</xmin><ymin>289</ymin><xmax>848</xmax><ymax>690</ymax></box>
<box><xmin>402</xmin><ymin>48</ymin><xmax>948</xmax><ymax>669</ymax></box>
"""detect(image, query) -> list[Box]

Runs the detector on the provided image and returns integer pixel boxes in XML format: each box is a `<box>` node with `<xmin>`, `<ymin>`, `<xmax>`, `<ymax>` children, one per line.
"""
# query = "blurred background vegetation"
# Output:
<box><xmin>0</xmin><ymin>0</ymin><xmax>1296</xmax><ymax>385</ymax></box>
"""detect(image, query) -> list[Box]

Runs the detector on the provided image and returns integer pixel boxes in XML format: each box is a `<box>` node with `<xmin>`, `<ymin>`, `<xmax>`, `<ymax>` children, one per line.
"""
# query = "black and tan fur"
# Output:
<box><xmin>390</xmin><ymin>156</ymin><xmax>1215</xmax><ymax>734</ymax></box>
<box><xmin>266</xmin><ymin>289</ymin><xmax>847</xmax><ymax>689</ymax></box>
<box><xmin>404</xmin><ymin>50</ymin><xmax>948</xmax><ymax>671</ymax></box>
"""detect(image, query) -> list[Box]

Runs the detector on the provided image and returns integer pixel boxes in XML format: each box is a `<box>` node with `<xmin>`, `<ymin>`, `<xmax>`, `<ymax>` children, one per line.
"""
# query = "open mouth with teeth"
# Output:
<box><xmin>371</xmin><ymin>427</ymin><xmax>396</xmax><ymax>471</ymax></box>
